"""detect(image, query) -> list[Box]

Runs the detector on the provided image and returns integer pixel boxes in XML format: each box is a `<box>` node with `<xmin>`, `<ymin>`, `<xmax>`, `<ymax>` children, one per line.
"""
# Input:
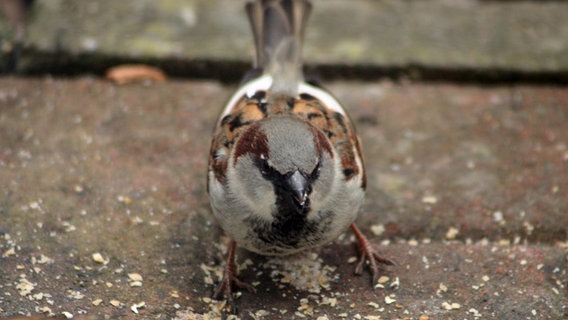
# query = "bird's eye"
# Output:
<box><xmin>257</xmin><ymin>157</ymin><xmax>272</xmax><ymax>176</ymax></box>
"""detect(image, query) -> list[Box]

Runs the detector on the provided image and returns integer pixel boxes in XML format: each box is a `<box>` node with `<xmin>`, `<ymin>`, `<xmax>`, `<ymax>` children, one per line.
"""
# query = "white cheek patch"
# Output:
<box><xmin>226</xmin><ymin>158</ymin><xmax>276</xmax><ymax>221</ymax></box>
<box><xmin>221</xmin><ymin>74</ymin><xmax>273</xmax><ymax>117</ymax></box>
<box><xmin>298</xmin><ymin>82</ymin><xmax>346</xmax><ymax>115</ymax></box>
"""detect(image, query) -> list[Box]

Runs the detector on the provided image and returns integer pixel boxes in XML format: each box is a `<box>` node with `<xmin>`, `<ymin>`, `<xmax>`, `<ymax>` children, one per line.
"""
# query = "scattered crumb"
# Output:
<box><xmin>39</xmin><ymin>306</ymin><xmax>54</xmax><ymax>316</ymax></box>
<box><xmin>389</xmin><ymin>277</ymin><xmax>400</xmax><ymax>290</ymax></box>
<box><xmin>442</xmin><ymin>302</ymin><xmax>461</xmax><ymax>310</ymax></box>
<box><xmin>29</xmin><ymin>201</ymin><xmax>42</xmax><ymax>211</ymax></box>
<box><xmin>375</xmin><ymin>275</ymin><xmax>390</xmax><ymax>289</ymax></box>
<box><xmin>92</xmin><ymin>252</ymin><xmax>109</xmax><ymax>265</ymax></box>
<box><xmin>378</xmin><ymin>276</ymin><xmax>390</xmax><ymax>284</ymax></box>
<box><xmin>174</xmin><ymin>307</ymin><xmax>229</xmax><ymax>320</ymax></box>
<box><xmin>67</xmin><ymin>290</ymin><xmax>85</xmax><ymax>300</ymax></box>
<box><xmin>62</xmin><ymin>311</ymin><xmax>73</xmax><ymax>319</ymax></box>
<box><xmin>33</xmin><ymin>254</ymin><xmax>53</xmax><ymax>265</ymax></box>
<box><xmin>523</xmin><ymin>221</ymin><xmax>535</xmax><ymax>235</ymax></box>
<box><xmin>16</xmin><ymin>276</ymin><xmax>35</xmax><ymax>296</ymax></box>
<box><xmin>92</xmin><ymin>299</ymin><xmax>103</xmax><ymax>306</ymax></box>
<box><xmin>371</xmin><ymin>224</ymin><xmax>385</xmax><ymax>236</ymax></box>
<box><xmin>201</xmin><ymin>263</ymin><xmax>222</xmax><ymax>286</ymax></box>
<box><xmin>298</xmin><ymin>297</ymin><xmax>315</xmax><ymax>316</ymax></box>
<box><xmin>128</xmin><ymin>272</ymin><xmax>143</xmax><ymax>287</ymax></box>
<box><xmin>131</xmin><ymin>301</ymin><xmax>146</xmax><ymax>314</ymax></box>
<box><xmin>437</xmin><ymin>283</ymin><xmax>448</xmax><ymax>296</ymax></box>
<box><xmin>110</xmin><ymin>299</ymin><xmax>121</xmax><ymax>307</ymax></box>
<box><xmin>493</xmin><ymin>211</ymin><xmax>504</xmax><ymax>224</ymax></box>
<box><xmin>199</xmin><ymin>298</ymin><xmax>227</xmax><ymax>318</ymax></box>
<box><xmin>384</xmin><ymin>295</ymin><xmax>396</xmax><ymax>304</ymax></box>
<box><xmin>421</xmin><ymin>195</ymin><xmax>438</xmax><ymax>204</ymax></box>
<box><xmin>266</xmin><ymin>251</ymin><xmax>336</xmax><ymax>293</ymax></box>
<box><xmin>132</xmin><ymin>216</ymin><xmax>144</xmax><ymax>224</ymax></box>
<box><xmin>62</xmin><ymin>221</ymin><xmax>76</xmax><ymax>232</ymax></box>
<box><xmin>117</xmin><ymin>195</ymin><xmax>132</xmax><ymax>204</ymax></box>
<box><xmin>422</xmin><ymin>256</ymin><xmax>430</xmax><ymax>269</ymax></box>
<box><xmin>2</xmin><ymin>247</ymin><xmax>16</xmax><ymax>257</ymax></box>
<box><xmin>445</xmin><ymin>227</ymin><xmax>459</xmax><ymax>240</ymax></box>
<box><xmin>319</xmin><ymin>297</ymin><xmax>338</xmax><ymax>307</ymax></box>
<box><xmin>32</xmin><ymin>292</ymin><xmax>44</xmax><ymax>300</ymax></box>
<box><xmin>254</xmin><ymin>309</ymin><xmax>270</xmax><ymax>318</ymax></box>
<box><xmin>468</xmin><ymin>308</ymin><xmax>482</xmax><ymax>318</ymax></box>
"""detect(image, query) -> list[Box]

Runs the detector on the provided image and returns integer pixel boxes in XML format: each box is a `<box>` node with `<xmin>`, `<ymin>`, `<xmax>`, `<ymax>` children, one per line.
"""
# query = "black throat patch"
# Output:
<box><xmin>246</xmin><ymin>208</ymin><xmax>334</xmax><ymax>254</ymax></box>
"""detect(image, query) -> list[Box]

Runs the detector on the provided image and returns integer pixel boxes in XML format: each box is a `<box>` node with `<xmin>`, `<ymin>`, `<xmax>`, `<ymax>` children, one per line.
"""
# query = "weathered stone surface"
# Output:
<box><xmin>2</xmin><ymin>0</ymin><xmax>568</xmax><ymax>71</ymax></box>
<box><xmin>0</xmin><ymin>77</ymin><xmax>566</xmax><ymax>319</ymax></box>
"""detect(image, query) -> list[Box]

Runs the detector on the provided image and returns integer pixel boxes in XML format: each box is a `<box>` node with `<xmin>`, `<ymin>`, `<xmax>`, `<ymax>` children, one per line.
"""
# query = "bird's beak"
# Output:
<box><xmin>286</xmin><ymin>170</ymin><xmax>309</xmax><ymax>208</ymax></box>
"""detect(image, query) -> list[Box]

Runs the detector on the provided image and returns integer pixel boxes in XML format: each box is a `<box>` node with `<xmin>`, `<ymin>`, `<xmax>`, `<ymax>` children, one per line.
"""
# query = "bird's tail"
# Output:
<box><xmin>246</xmin><ymin>0</ymin><xmax>312</xmax><ymax>94</ymax></box>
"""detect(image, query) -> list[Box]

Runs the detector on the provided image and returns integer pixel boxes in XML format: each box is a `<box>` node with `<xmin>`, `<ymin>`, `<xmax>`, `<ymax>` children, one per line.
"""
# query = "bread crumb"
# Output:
<box><xmin>92</xmin><ymin>252</ymin><xmax>109</xmax><ymax>265</ymax></box>
<box><xmin>445</xmin><ymin>227</ymin><xmax>459</xmax><ymax>240</ymax></box>
<box><xmin>128</xmin><ymin>273</ymin><xmax>143</xmax><ymax>282</ymax></box>
<box><xmin>421</xmin><ymin>196</ymin><xmax>438</xmax><ymax>204</ymax></box>
<box><xmin>442</xmin><ymin>302</ymin><xmax>461</xmax><ymax>310</ymax></box>
<box><xmin>2</xmin><ymin>247</ymin><xmax>16</xmax><ymax>257</ymax></box>
<box><xmin>371</xmin><ymin>224</ymin><xmax>385</xmax><ymax>236</ymax></box>
<box><xmin>131</xmin><ymin>301</ymin><xmax>146</xmax><ymax>314</ymax></box>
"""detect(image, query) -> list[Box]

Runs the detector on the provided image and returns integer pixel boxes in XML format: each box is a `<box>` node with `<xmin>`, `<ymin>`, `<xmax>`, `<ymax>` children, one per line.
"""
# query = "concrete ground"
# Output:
<box><xmin>1</xmin><ymin>78</ymin><xmax>567</xmax><ymax>319</ymax></box>
<box><xmin>1</xmin><ymin>1</ymin><xmax>567</xmax><ymax>320</ymax></box>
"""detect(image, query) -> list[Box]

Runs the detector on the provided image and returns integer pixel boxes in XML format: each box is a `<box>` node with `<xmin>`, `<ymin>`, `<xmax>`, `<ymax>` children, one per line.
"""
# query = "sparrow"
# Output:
<box><xmin>207</xmin><ymin>0</ymin><xmax>394</xmax><ymax>306</ymax></box>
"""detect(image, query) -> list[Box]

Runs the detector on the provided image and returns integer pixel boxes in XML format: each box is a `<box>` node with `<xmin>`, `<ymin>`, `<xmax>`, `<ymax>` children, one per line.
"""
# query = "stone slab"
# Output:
<box><xmin>0</xmin><ymin>77</ymin><xmax>567</xmax><ymax>319</ymax></box>
<box><xmin>2</xmin><ymin>0</ymin><xmax>568</xmax><ymax>72</ymax></box>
